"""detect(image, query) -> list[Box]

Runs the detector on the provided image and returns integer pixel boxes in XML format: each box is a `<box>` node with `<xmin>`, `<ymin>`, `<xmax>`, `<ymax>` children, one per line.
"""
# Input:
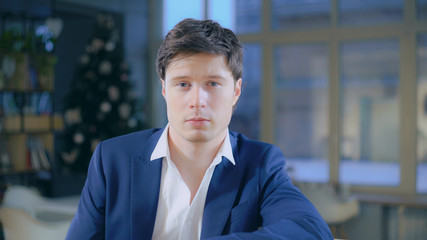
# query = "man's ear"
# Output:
<box><xmin>233</xmin><ymin>78</ymin><xmax>242</xmax><ymax>106</ymax></box>
<box><xmin>161</xmin><ymin>79</ymin><xmax>166</xmax><ymax>98</ymax></box>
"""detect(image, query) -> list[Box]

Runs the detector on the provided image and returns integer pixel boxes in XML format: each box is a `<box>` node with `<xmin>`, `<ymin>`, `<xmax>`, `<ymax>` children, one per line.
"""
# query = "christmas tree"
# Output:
<box><xmin>61</xmin><ymin>14</ymin><xmax>143</xmax><ymax>172</ymax></box>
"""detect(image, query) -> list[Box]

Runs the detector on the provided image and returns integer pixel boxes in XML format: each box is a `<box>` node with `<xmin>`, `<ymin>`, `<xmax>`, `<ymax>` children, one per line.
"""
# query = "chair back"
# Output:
<box><xmin>0</xmin><ymin>208</ymin><xmax>70</xmax><ymax>240</ymax></box>
<box><xmin>2</xmin><ymin>185</ymin><xmax>43</xmax><ymax>217</ymax></box>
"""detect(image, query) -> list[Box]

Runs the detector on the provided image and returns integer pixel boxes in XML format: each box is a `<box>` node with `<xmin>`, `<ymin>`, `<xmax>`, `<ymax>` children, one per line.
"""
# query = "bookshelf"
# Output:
<box><xmin>0</xmin><ymin>53</ymin><xmax>62</xmax><ymax>177</ymax></box>
<box><xmin>0</xmin><ymin>0</ymin><xmax>60</xmax><ymax>183</ymax></box>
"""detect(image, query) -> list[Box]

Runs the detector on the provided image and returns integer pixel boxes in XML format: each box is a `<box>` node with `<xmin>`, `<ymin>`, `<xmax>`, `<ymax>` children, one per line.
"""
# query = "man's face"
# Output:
<box><xmin>162</xmin><ymin>53</ymin><xmax>242</xmax><ymax>144</ymax></box>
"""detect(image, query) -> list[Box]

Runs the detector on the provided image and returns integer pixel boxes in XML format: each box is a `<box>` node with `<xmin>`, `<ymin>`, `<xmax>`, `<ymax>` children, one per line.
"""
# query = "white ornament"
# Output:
<box><xmin>108</xmin><ymin>86</ymin><xmax>120</xmax><ymax>101</ymax></box>
<box><xmin>99</xmin><ymin>60</ymin><xmax>112</xmax><ymax>74</ymax></box>
<box><xmin>73</xmin><ymin>132</ymin><xmax>85</xmax><ymax>144</ymax></box>
<box><xmin>105</xmin><ymin>41</ymin><xmax>116</xmax><ymax>51</ymax></box>
<box><xmin>128</xmin><ymin>118</ymin><xmax>137</xmax><ymax>128</ymax></box>
<box><xmin>100</xmin><ymin>101</ymin><xmax>112</xmax><ymax>113</ymax></box>
<box><xmin>91</xmin><ymin>38</ymin><xmax>104</xmax><ymax>52</ymax></box>
<box><xmin>119</xmin><ymin>103</ymin><xmax>131</xmax><ymax>119</ymax></box>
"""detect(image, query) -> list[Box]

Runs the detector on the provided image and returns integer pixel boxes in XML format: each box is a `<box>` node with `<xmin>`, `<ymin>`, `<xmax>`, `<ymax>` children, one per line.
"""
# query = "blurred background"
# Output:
<box><xmin>0</xmin><ymin>0</ymin><xmax>426</xmax><ymax>239</ymax></box>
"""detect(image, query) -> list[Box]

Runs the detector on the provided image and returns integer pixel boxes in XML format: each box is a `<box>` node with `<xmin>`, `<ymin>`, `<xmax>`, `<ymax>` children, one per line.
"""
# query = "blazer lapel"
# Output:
<box><xmin>201</xmin><ymin>133</ymin><xmax>243</xmax><ymax>238</ymax></box>
<box><xmin>130</xmin><ymin>129</ymin><xmax>163</xmax><ymax>240</ymax></box>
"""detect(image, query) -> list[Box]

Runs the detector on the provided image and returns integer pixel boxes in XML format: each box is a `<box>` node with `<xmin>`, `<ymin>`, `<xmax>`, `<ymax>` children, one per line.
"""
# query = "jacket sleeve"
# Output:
<box><xmin>65</xmin><ymin>143</ymin><xmax>106</xmax><ymax>240</ymax></box>
<box><xmin>208</xmin><ymin>145</ymin><xmax>333</xmax><ymax>240</ymax></box>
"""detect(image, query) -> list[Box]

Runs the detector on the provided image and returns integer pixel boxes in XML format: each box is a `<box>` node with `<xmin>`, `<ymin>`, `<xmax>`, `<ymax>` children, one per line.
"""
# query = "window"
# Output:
<box><xmin>162</xmin><ymin>0</ymin><xmax>204</xmax><ymax>36</ymax></box>
<box><xmin>339</xmin><ymin>0</ymin><xmax>403</xmax><ymax>25</ymax></box>
<box><xmin>339</xmin><ymin>39</ymin><xmax>400</xmax><ymax>186</ymax></box>
<box><xmin>271</xmin><ymin>0</ymin><xmax>331</xmax><ymax>30</ymax></box>
<box><xmin>417</xmin><ymin>33</ymin><xmax>427</xmax><ymax>193</ymax></box>
<box><xmin>208</xmin><ymin>0</ymin><xmax>262</xmax><ymax>34</ymax></box>
<box><xmin>418</xmin><ymin>0</ymin><xmax>427</xmax><ymax>20</ymax></box>
<box><xmin>229</xmin><ymin>44</ymin><xmax>261</xmax><ymax>139</ymax></box>
<box><xmin>275</xmin><ymin>43</ymin><xmax>329</xmax><ymax>182</ymax></box>
<box><xmin>156</xmin><ymin>0</ymin><xmax>427</xmax><ymax>194</ymax></box>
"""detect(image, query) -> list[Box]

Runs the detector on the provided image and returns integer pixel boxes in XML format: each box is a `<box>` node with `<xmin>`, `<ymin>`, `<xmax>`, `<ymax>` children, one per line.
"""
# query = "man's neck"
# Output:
<box><xmin>167</xmin><ymin>127</ymin><xmax>227</xmax><ymax>204</ymax></box>
<box><xmin>167</xmin><ymin>129</ymin><xmax>226</xmax><ymax>170</ymax></box>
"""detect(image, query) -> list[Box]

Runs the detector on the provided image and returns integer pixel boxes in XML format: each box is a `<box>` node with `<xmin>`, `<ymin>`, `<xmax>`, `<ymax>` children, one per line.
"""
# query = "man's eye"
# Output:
<box><xmin>178</xmin><ymin>82</ymin><xmax>189</xmax><ymax>87</ymax></box>
<box><xmin>209</xmin><ymin>82</ymin><xmax>219</xmax><ymax>87</ymax></box>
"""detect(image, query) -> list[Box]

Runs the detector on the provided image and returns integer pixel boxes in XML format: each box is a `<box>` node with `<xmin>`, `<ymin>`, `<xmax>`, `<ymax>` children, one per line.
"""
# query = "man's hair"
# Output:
<box><xmin>156</xmin><ymin>18</ymin><xmax>243</xmax><ymax>81</ymax></box>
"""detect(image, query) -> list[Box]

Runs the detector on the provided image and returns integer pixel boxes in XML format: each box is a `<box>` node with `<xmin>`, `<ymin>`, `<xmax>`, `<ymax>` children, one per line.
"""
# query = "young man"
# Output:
<box><xmin>66</xmin><ymin>18</ymin><xmax>333</xmax><ymax>239</ymax></box>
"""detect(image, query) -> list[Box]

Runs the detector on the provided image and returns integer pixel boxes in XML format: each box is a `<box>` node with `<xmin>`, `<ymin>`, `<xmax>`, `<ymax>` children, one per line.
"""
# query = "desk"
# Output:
<box><xmin>354</xmin><ymin>193</ymin><xmax>427</xmax><ymax>240</ymax></box>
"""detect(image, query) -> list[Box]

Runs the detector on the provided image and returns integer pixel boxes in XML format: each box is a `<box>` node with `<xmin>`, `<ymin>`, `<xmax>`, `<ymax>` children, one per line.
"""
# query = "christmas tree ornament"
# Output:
<box><xmin>91</xmin><ymin>38</ymin><xmax>104</xmax><ymax>53</ymax></box>
<box><xmin>99</xmin><ymin>60</ymin><xmax>112</xmax><ymax>74</ymax></box>
<box><xmin>119</xmin><ymin>103</ymin><xmax>131</xmax><ymax>119</ymax></box>
<box><xmin>108</xmin><ymin>85</ymin><xmax>120</xmax><ymax>101</ymax></box>
<box><xmin>105</xmin><ymin>41</ymin><xmax>116</xmax><ymax>51</ymax></box>
<box><xmin>100</xmin><ymin>101</ymin><xmax>112</xmax><ymax>113</ymax></box>
<box><xmin>73</xmin><ymin>132</ymin><xmax>85</xmax><ymax>144</ymax></box>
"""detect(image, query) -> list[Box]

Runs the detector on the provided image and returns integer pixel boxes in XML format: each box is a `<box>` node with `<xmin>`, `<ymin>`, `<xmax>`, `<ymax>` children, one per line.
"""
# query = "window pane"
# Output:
<box><xmin>339</xmin><ymin>0</ymin><xmax>403</xmax><ymax>25</ymax></box>
<box><xmin>339</xmin><ymin>39</ymin><xmax>400</xmax><ymax>186</ymax></box>
<box><xmin>162</xmin><ymin>0</ymin><xmax>204</xmax><ymax>36</ymax></box>
<box><xmin>230</xmin><ymin>44</ymin><xmax>261</xmax><ymax>139</ymax></box>
<box><xmin>236</xmin><ymin>0</ymin><xmax>262</xmax><ymax>34</ymax></box>
<box><xmin>208</xmin><ymin>0</ymin><xmax>262</xmax><ymax>34</ymax></box>
<box><xmin>208</xmin><ymin>0</ymin><xmax>235</xmax><ymax>31</ymax></box>
<box><xmin>272</xmin><ymin>0</ymin><xmax>331</xmax><ymax>31</ymax></box>
<box><xmin>418</xmin><ymin>0</ymin><xmax>427</xmax><ymax>20</ymax></box>
<box><xmin>417</xmin><ymin>33</ymin><xmax>427</xmax><ymax>193</ymax></box>
<box><xmin>275</xmin><ymin>43</ymin><xmax>329</xmax><ymax>183</ymax></box>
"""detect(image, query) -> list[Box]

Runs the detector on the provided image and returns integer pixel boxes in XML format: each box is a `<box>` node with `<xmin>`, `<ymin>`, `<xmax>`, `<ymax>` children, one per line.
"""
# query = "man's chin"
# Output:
<box><xmin>185</xmin><ymin>134</ymin><xmax>210</xmax><ymax>143</ymax></box>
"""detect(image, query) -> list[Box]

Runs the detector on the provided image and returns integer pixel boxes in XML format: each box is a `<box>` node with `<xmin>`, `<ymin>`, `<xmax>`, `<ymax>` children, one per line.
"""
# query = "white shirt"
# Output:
<box><xmin>150</xmin><ymin>124</ymin><xmax>235</xmax><ymax>240</ymax></box>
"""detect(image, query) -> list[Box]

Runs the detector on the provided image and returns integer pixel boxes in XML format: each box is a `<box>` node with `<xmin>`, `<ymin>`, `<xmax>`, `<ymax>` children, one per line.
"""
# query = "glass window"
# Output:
<box><xmin>339</xmin><ymin>39</ymin><xmax>400</xmax><ymax>186</ymax></box>
<box><xmin>208</xmin><ymin>0</ymin><xmax>262</xmax><ymax>34</ymax></box>
<box><xmin>208</xmin><ymin>0</ymin><xmax>235</xmax><ymax>31</ymax></box>
<box><xmin>417</xmin><ymin>33</ymin><xmax>427</xmax><ymax>193</ymax></box>
<box><xmin>275</xmin><ymin>43</ymin><xmax>329</xmax><ymax>182</ymax></box>
<box><xmin>418</xmin><ymin>0</ymin><xmax>427</xmax><ymax>20</ymax></box>
<box><xmin>271</xmin><ymin>0</ymin><xmax>331</xmax><ymax>31</ymax></box>
<box><xmin>162</xmin><ymin>0</ymin><xmax>204</xmax><ymax>36</ymax></box>
<box><xmin>230</xmin><ymin>44</ymin><xmax>261</xmax><ymax>139</ymax></box>
<box><xmin>235</xmin><ymin>0</ymin><xmax>262</xmax><ymax>34</ymax></box>
<box><xmin>339</xmin><ymin>0</ymin><xmax>403</xmax><ymax>26</ymax></box>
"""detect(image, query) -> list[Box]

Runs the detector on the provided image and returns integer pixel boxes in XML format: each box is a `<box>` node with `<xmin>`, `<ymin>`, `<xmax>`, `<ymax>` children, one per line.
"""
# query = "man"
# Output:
<box><xmin>66</xmin><ymin>18</ymin><xmax>333</xmax><ymax>239</ymax></box>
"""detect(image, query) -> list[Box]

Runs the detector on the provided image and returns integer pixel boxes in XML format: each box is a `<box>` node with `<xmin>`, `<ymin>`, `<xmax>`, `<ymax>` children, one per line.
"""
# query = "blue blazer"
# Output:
<box><xmin>66</xmin><ymin>128</ymin><xmax>333</xmax><ymax>240</ymax></box>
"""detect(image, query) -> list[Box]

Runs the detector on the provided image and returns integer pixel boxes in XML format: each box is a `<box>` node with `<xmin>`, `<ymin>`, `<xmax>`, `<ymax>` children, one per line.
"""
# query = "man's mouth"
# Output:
<box><xmin>185</xmin><ymin>117</ymin><xmax>210</xmax><ymax>126</ymax></box>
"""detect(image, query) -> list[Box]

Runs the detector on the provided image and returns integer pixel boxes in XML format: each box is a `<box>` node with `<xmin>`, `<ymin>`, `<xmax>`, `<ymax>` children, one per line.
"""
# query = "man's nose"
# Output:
<box><xmin>190</xmin><ymin>86</ymin><xmax>207</xmax><ymax>109</ymax></box>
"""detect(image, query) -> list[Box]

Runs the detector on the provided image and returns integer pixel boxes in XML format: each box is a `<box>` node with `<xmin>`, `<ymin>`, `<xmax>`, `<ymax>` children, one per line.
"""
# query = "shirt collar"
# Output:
<box><xmin>150</xmin><ymin>124</ymin><xmax>235</xmax><ymax>165</ymax></box>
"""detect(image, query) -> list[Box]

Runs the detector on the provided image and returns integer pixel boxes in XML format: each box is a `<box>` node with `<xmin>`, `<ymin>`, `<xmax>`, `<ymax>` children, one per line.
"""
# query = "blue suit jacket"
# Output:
<box><xmin>66</xmin><ymin>128</ymin><xmax>333</xmax><ymax>239</ymax></box>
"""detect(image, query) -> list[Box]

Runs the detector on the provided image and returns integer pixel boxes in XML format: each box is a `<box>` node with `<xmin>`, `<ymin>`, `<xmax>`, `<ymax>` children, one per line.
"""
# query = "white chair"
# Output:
<box><xmin>0</xmin><ymin>208</ymin><xmax>71</xmax><ymax>240</ymax></box>
<box><xmin>1</xmin><ymin>185</ymin><xmax>43</xmax><ymax>217</ymax></box>
<box><xmin>298</xmin><ymin>183</ymin><xmax>359</xmax><ymax>239</ymax></box>
<box><xmin>0</xmin><ymin>185</ymin><xmax>79</xmax><ymax>240</ymax></box>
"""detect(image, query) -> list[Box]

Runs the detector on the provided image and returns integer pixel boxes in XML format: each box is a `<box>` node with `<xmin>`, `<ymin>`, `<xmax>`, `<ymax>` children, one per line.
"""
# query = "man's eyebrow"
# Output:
<box><xmin>206</xmin><ymin>75</ymin><xmax>226</xmax><ymax>80</ymax></box>
<box><xmin>169</xmin><ymin>75</ymin><xmax>190</xmax><ymax>81</ymax></box>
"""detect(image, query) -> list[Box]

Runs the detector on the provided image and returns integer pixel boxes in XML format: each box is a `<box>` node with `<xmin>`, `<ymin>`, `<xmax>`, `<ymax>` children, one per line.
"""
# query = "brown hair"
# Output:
<box><xmin>156</xmin><ymin>18</ymin><xmax>243</xmax><ymax>81</ymax></box>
